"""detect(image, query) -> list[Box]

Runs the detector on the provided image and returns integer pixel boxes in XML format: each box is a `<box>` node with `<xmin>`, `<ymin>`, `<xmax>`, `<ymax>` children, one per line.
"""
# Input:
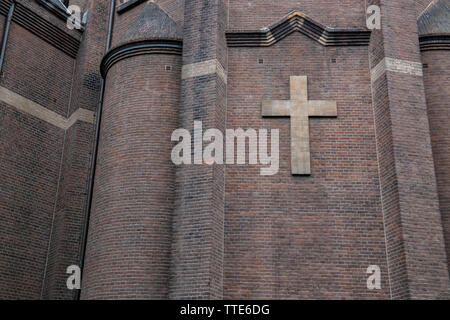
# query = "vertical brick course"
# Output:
<box><xmin>169</xmin><ymin>0</ymin><xmax>228</xmax><ymax>300</ymax></box>
<box><xmin>369</xmin><ymin>0</ymin><xmax>449</xmax><ymax>299</ymax></box>
<box><xmin>422</xmin><ymin>49</ymin><xmax>450</xmax><ymax>276</ymax></box>
<box><xmin>40</xmin><ymin>0</ymin><xmax>109</xmax><ymax>299</ymax></box>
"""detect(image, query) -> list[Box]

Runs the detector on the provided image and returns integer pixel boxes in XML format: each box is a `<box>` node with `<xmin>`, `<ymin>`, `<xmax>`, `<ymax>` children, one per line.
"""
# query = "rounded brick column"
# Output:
<box><xmin>422</xmin><ymin>49</ymin><xmax>450</xmax><ymax>273</ymax></box>
<box><xmin>80</xmin><ymin>41</ymin><xmax>181</xmax><ymax>299</ymax></box>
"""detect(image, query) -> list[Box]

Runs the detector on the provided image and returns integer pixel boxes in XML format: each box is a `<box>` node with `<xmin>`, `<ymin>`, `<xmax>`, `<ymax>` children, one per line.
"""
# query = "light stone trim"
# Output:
<box><xmin>371</xmin><ymin>57</ymin><xmax>423</xmax><ymax>82</ymax></box>
<box><xmin>182</xmin><ymin>59</ymin><xmax>228</xmax><ymax>84</ymax></box>
<box><xmin>262</xmin><ymin>76</ymin><xmax>337</xmax><ymax>175</ymax></box>
<box><xmin>0</xmin><ymin>86</ymin><xmax>95</xmax><ymax>130</ymax></box>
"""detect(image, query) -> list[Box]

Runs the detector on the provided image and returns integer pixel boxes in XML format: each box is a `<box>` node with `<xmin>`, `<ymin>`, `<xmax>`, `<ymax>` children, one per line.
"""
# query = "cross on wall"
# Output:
<box><xmin>262</xmin><ymin>76</ymin><xmax>337</xmax><ymax>175</ymax></box>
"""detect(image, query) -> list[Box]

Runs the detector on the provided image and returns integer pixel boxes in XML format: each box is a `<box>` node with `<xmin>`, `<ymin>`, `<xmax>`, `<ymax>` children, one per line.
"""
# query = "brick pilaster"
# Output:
<box><xmin>169</xmin><ymin>0</ymin><xmax>228</xmax><ymax>299</ymax></box>
<box><xmin>41</xmin><ymin>0</ymin><xmax>109</xmax><ymax>300</ymax></box>
<box><xmin>369</xmin><ymin>0</ymin><xmax>450</xmax><ymax>299</ymax></box>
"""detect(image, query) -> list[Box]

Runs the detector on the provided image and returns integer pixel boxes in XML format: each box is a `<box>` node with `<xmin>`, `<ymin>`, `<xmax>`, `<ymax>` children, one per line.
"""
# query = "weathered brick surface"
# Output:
<box><xmin>40</xmin><ymin>0</ymin><xmax>109</xmax><ymax>300</ymax></box>
<box><xmin>229</xmin><ymin>0</ymin><xmax>367</xmax><ymax>30</ymax></box>
<box><xmin>368</xmin><ymin>0</ymin><xmax>449</xmax><ymax>299</ymax></box>
<box><xmin>225</xmin><ymin>32</ymin><xmax>389</xmax><ymax>299</ymax></box>
<box><xmin>0</xmin><ymin>1</ymin><xmax>102</xmax><ymax>300</ymax></box>
<box><xmin>111</xmin><ymin>1</ymin><xmax>144</xmax><ymax>48</ymax></box>
<box><xmin>157</xmin><ymin>0</ymin><xmax>185</xmax><ymax>26</ymax></box>
<box><xmin>0</xmin><ymin>24</ymin><xmax>75</xmax><ymax>116</ymax></box>
<box><xmin>0</xmin><ymin>102</ymin><xmax>64</xmax><ymax>299</ymax></box>
<box><xmin>81</xmin><ymin>53</ymin><xmax>181</xmax><ymax>299</ymax></box>
<box><xmin>169</xmin><ymin>0</ymin><xmax>228</xmax><ymax>300</ymax></box>
<box><xmin>422</xmin><ymin>49</ymin><xmax>450</xmax><ymax>276</ymax></box>
<box><xmin>0</xmin><ymin>4</ymin><xmax>78</xmax><ymax>299</ymax></box>
<box><xmin>1</xmin><ymin>0</ymin><xmax>450</xmax><ymax>300</ymax></box>
<box><xmin>0</xmin><ymin>13</ymin><xmax>4</xmax><ymax>38</ymax></box>
<box><xmin>41</xmin><ymin>120</ymin><xmax>96</xmax><ymax>300</ymax></box>
<box><xmin>16</xmin><ymin>0</ymin><xmax>82</xmax><ymax>39</ymax></box>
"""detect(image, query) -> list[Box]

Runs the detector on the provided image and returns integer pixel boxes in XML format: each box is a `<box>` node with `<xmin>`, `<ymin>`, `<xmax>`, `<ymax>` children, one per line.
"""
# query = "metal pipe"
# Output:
<box><xmin>76</xmin><ymin>0</ymin><xmax>116</xmax><ymax>300</ymax></box>
<box><xmin>0</xmin><ymin>2</ymin><xmax>15</xmax><ymax>73</ymax></box>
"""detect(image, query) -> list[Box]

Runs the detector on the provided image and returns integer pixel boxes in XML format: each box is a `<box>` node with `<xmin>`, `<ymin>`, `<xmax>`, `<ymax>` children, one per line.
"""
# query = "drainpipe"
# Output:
<box><xmin>76</xmin><ymin>0</ymin><xmax>116</xmax><ymax>300</ymax></box>
<box><xmin>0</xmin><ymin>1</ymin><xmax>15</xmax><ymax>73</ymax></box>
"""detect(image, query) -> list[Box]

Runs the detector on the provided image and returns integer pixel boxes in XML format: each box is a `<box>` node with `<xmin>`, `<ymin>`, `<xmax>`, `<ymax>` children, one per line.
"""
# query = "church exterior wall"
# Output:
<box><xmin>0</xmin><ymin>100</ymin><xmax>65</xmax><ymax>299</ymax></box>
<box><xmin>0</xmin><ymin>0</ymin><xmax>101</xmax><ymax>299</ymax></box>
<box><xmin>81</xmin><ymin>52</ymin><xmax>181</xmax><ymax>299</ymax></box>
<box><xmin>225</xmin><ymin>32</ymin><xmax>389</xmax><ymax>299</ymax></box>
<box><xmin>0</xmin><ymin>0</ymin><xmax>449</xmax><ymax>300</ymax></box>
<box><xmin>422</xmin><ymin>49</ymin><xmax>450</xmax><ymax>274</ymax></box>
<box><xmin>368</xmin><ymin>0</ymin><xmax>449</xmax><ymax>299</ymax></box>
<box><xmin>0</xmin><ymin>15</ymin><xmax>75</xmax><ymax>300</ymax></box>
<box><xmin>41</xmin><ymin>0</ymin><xmax>109</xmax><ymax>299</ymax></box>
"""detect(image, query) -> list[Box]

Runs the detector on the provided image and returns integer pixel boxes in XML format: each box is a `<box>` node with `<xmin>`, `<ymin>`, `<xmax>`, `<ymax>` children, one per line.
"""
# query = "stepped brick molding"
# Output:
<box><xmin>226</xmin><ymin>10</ymin><xmax>371</xmax><ymax>47</ymax></box>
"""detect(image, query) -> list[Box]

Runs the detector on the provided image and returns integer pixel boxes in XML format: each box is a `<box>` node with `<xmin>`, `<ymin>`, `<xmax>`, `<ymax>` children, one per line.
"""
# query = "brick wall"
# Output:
<box><xmin>0</xmin><ymin>1</ymin><xmax>88</xmax><ymax>299</ymax></box>
<box><xmin>41</xmin><ymin>0</ymin><xmax>109</xmax><ymax>300</ymax></box>
<box><xmin>0</xmin><ymin>102</ymin><xmax>65</xmax><ymax>299</ymax></box>
<box><xmin>225</xmin><ymin>32</ymin><xmax>389</xmax><ymax>299</ymax></box>
<box><xmin>229</xmin><ymin>0</ymin><xmax>366</xmax><ymax>30</ymax></box>
<box><xmin>0</xmin><ymin>13</ymin><xmax>4</xmax><ymax>39</ymax></box>
<box><xmin>1</xmin><ymin>0</ymin><xmax>449</xmax><ymax>300</ymax></box>
<box><xmin>81</xmin><ymin>52</ymin><xmax>181</xmax><ymax>299</ymax></box>
<box><xmin>422</xmin><ymin>49</ymin><xmax>450</xmax><ymax>275</ymax></box>
<box><xmin>1</xmin><ymin>24</ymin><xmax>75</xmax><ymax>116</ymax></box>
<box><xmin>111</xmin><ymin>1</ymin><xmax>144</xmax><ymax>48</ymax></box>
<box><xmin>368</xmin><ymin>0</ymin><xmax>449</xmax><ymax>299</ymax></box>
<box><xmin>169</xmin><ymin>0</ymin><xmax>228</xmax><ymax>300</ymax></box>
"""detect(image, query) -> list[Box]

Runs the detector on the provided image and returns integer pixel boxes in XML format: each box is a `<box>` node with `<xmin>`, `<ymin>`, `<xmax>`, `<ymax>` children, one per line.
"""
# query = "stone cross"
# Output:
<box><xmin>262</xmin><ymin>76</ymin><xmax>337</xmax><ymax>175</ymax></box>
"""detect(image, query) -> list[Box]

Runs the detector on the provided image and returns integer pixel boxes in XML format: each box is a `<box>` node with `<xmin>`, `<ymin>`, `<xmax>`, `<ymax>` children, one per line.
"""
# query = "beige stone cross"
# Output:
<box><xmin>262</xmin><ymin>76</ymin><xmax>337</xmax><ymax>175</ymax></box>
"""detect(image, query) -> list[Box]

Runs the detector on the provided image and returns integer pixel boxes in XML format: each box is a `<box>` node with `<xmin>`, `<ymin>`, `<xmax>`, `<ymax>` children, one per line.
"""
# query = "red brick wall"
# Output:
<box><xmin>112</xmin><ymin>0</ymin><xmax>184</xmax><ymax>49</ymax></box>
<box><xmin>229</xmin><ymin>0</ymin><xmax>366</xmax><ymax>29</ymax></box>
<box><xmin>225</xmin><ymin>32</ymin><xmax>390</xmax><ymax>299</ymax></box>
<box><xmin>0</xmin><ymin>12</ymin><xmax>80</xmax><ymax>299</ymax></box>
<box><xmin>169</xmin><ymin>0</ymin><xmax>228</xmax><ymax>300</ymax></box>
<box><xmin>423</xmin><ymin>49</ymin><xmax>450</xmax><ymax>274</ymax></box>
<box><xmin>1</xmin><ymin>24</ymin><xmax>75</xmax><ymax>116</ymax></box>
<box><xmin>41</xmin><ymin>0</ymin><xmax>109</xmax><ymax>300</ymax></box>
<box><xmin>1</xmin><ymin>0</ymin><xmax>449</xmax><ymax>301</ymax></box>
<box><xmin>0</xmin><ymin>102</ymin><xmax>65</xmax><ymax>299</ymax></box>
<box><xmin>81</xmin><ymin>53</ymin><xmax>181</xmax><ymax>299</ymax></box>
<box><xmin>157</xmin><ymin>0</ymin><xmax>185</xmax><ymax>26</ymax></box>
<box><xmin>368</xmin><ymin>0</ymin><xmax>449</xmax><ymax>299</ymax></box>
<box><xmin>111</xmin><ymin>2</ymin><xmax>145</xmax><ymax>49</ymax></box>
